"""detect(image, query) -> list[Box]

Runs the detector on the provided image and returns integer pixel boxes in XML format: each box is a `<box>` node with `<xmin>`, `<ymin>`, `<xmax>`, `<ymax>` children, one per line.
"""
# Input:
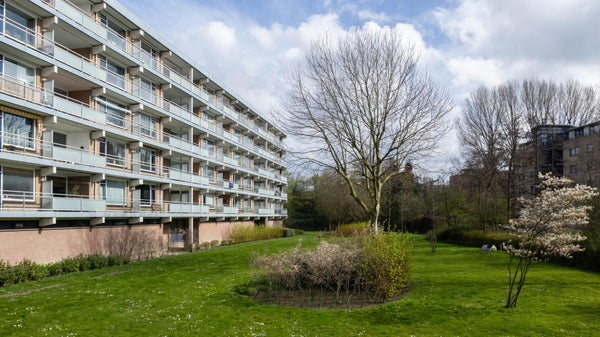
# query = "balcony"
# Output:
<box><xmin>216</xmin><ymin>206</ymin><xmax>239</xmax><ymax>214</ymax></box>
<box><xmin>54</xmin><ymin>0</ymin><xmax>125</xmax><ymax>53</ymax></box>
<box><xmin>257</xmin><ymin>208</ymin><xmax>273</xmax><ymax>215</ymax></box>
<box><xmin>168</xmin><ymin>202</ymin><xmax>209</xmax><ymax>213</ymax></box>
<box><xmin>42</xmin><ymin>196</ymin><xmax>106</xmax><ymax>212</ymax></box>
<box><xmin>42</xmin><ymin>144</ymin><xmax>106</xmax><ymax>167</ymax></box>
<box><xmin>1</xmin><ymin>16</ymin><xmax>54</xmax><ymax>55</ymax></box>
<box><xmin>222</xmin><ymin>181</ymin><xmax>239</xmax><ymax>189</ymax></box>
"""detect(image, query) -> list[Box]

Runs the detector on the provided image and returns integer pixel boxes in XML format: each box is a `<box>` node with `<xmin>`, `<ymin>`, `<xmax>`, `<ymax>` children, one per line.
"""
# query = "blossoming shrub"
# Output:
<box><xmin>503</xmin><ymin>174</ymin><xmax>598</xmax><ymax>308</ymax></box>
<box><xmin>252</xmin><ymin>233</ymin><xmax>411</xmax><ymax>304</ymax></box>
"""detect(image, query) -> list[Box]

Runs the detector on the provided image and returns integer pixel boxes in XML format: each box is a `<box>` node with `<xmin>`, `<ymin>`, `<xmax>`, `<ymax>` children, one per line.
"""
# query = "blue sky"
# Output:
<box><xmin>119</xmin><ymin>0</ymin><xmax>600</xmax><ymax>176</ymax></box>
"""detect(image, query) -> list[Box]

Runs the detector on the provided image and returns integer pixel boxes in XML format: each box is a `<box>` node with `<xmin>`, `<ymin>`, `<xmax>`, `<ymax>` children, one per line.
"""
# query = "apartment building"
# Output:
<box><xmin>516</xmin><ymin>123</ymin><xmax>600</xmax><ymax>196</ymax></box>
<box><xmin>0</xmin><ymin>0</ymin><xmax>287</xmax><ymax>263</ymax></box>
<box><xmin>562</xmin><ymin>122</ymin><xmax>600</xmax><ymax>188</ymax></box>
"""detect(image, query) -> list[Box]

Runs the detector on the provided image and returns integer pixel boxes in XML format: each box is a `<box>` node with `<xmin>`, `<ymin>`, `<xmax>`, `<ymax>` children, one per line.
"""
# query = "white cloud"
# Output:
<box><xmin>434</xmin><ymin>0</ymin><xmax>600</xmax><ymax>90</ymax></box>
<box><xmin>357</xmin><ymin>9</ymin><xmax>391</xmax><ymax>23</ymax></box>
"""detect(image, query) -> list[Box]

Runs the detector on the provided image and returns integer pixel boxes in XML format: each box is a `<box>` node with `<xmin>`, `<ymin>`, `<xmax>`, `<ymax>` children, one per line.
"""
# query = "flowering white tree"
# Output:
<box><xmin>504</xmin><ymin>174</ymin><xmax>597</xmax><ymax>308</ymax></box>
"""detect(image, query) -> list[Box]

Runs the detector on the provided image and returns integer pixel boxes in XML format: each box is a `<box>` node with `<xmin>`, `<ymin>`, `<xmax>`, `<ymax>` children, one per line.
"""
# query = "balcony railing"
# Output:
<box><xmin>0</xmin><ymin>10</ymin><xmax>285</xmax><ymax>153</ymax></box>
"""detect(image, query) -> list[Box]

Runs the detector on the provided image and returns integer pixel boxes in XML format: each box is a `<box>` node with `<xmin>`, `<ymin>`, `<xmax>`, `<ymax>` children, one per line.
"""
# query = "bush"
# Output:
<box><xmin>334</xmin><ymin>222</ymin><xmax>370</xmax><ymax>237</ymax></box>
<box><xmin>88</xmin><ymin>254</ymin><xmax>109</xmax><ymax>269</ymax></box>
<box><xmin>252</xmin><ymin>233</ymin><xmax>412</xmax><ymax>304</ymax></box>
<box><xmin>59</xmin><ymin>258</ymin><xmax>80</xmax><ymax>274</ymax></box>
<box><xmin>227</xmin><ymin>225</ymin><xmax>286</xmax><ymax>244</ymax></box>
<box><xmin>361</xmin><ymin>233</ymin><xmax>412</xmax><ymax>300</ymax></box>
<box><xmin>0</xmin><ymin>260</ymin><xmax>49</xmax><ymax>286</ymax></box>
<box><xmin>437</xmin><ymin>227</ymin><xmax>510</xmax><ymax>248</ymax></box>
<box><xmin>0</xmin><ymin>254</ymin><xmax>132</xmax><ymax>287</ymax></box>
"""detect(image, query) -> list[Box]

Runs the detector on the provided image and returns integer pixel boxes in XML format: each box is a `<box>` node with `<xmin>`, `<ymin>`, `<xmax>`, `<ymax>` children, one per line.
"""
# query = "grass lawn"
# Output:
<box><xmin>1</xmin><ymin>233</ymin><xmax>599</xmax><ymax>336</ymax></box>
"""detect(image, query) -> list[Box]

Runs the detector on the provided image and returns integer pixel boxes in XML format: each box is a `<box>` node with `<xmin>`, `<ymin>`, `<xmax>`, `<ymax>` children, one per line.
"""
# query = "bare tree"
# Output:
<box><xmin>497</xmin><ymin>81</ymin><xmax>523</xmax><ymax>216</ymax></box>
<box><xmin>457</xmin><ymin>86</ymin><xmax>508</xmax><ymax>226</ymax></box>
<box><xmin>556</xmin><ymin>80</ymin><xmax>599</xmax><ymax>126</ymax></box>
<box><xmin>281</xmin><ymin>28</ymin><xmax>453</xmax><ymax>231</ymax></box>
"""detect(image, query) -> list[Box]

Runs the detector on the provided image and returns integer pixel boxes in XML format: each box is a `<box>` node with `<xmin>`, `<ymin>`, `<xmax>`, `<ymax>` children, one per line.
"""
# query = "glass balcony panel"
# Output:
<box><xmin>106</xmin><ymin>29</ymin><xmax>126</xmax><ymax>51</ymax></box>
<box><xmin>48</xmin><ymin>198</ymin><xmax>106</xmax><ymax>211</ymax></box>
<box><xmin>50</xmin><ymin>146</ymin><xmax>106</xmax><ymax>167</ymax></box>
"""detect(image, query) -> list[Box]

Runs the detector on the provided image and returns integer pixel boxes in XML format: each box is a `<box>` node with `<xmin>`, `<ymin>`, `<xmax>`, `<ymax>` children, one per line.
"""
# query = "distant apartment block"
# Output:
<box><xmin>0</xmin><ymin>0</ymin><xmax>287</xmax><ymax>263</ymax></box>
<box><xmin>516</xmin><ymin>123</ymin><xmax>600</xmax><ymax>195</ymax></box>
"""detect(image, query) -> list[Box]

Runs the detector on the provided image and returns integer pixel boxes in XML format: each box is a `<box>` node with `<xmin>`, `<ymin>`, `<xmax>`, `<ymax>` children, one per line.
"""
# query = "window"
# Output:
<box><xmin>136</xmin><ymin>185</ymin><xmax>156</xmax><ymax>206</ymax></box>
<box><xmin>570</xmin><ymin>165</ymin><xmax>579</xmax><ymax>174</ymax></box>
<box><xmin>140</xmin><ymin>43</ymin><xmax>158</xmax><ymax>69</ymax></box>
<box><xmin>100</xmin><ymin>138</ymin><xmax>126</xmax><ymax>167</ymax></box>
<box><xmin>569</xmin><ymin>147</ymin><xmax>580</xmax><ymax>157</ymax></box>
<box><xmin>204</xmin><ymin>138</ymin><xmax>215</xmax><ymax>156</ymax></box>
<box><xmin>139</xmin><ymin>78</ymin><xmax>156</xmax><ymax>104</ymax></box>
<box><xmin>1</xmin><ymin>56</ymin><xmax>35</xmax><ymax>85</ymax></box>
<box><xmin>203</xmin><ymin>193</ymin><xmax>214</xmax><ymax>207</ymax></box>
<box><xmin>575</xmin><ymin>129</ymin><xmax>584</xmax><ymax>138</ymax></box>
<box><xmin>98</xmin><ymin>96</ymin><xmax>128</xmax><ymax>128</ymax></box>
<box><xmin>4</xmin><ymin>5</ymin><xmax>35</xmax><ymax>46</ymax></box>
<box><xmin>53</xmin><ymin>132</ymin><xmax>66</xmax><ymax>148</ymax></box>
<box><xmin>3</xmin><ymin>111</ymin><xmax>35</xmax><ymax>149</ymax></box>
<box><xmin>136</xmin><ymin>113</ymin><xmax>156</xmax><ymax>138</ymax></box>
<box><xmin>3</xmin><ymin>168</ymin><xmax>34</xmax><ymax>201</ymax></box>
<box><xmin>170</xmin><ymin>191</ymin><xmax>189</xmax><ymax>203</ymax></box>
<box><xmin>140</xmin><ymin>147</ymin><xmax>156</xmax><ymax>172</ymax></box>
<box><xmin>99</xmin><ymin>55</ymin><xmax>125</xmax><ymax>88</ymax></box>
<box><xmin>587</xmin><ymin>144</ymin><xmax>593</xmax><ymax>152</ymax></box>
<box><xmin>203</xmin><ymin>166</ymin><xmax>215</xmax><ymax>183</ymax></box>
<box><xmin>102</xmin><ymin>180</ymin><xmax>126</xmax><ymax>205</ymax></box>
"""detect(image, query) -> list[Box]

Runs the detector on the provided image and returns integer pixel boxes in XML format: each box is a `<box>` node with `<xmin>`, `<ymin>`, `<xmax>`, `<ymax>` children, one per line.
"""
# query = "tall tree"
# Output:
<box><xmin>281</xmin><ymin>28</ymin><xmax>453</xmax><ymax>231</ymax></box>
<box><xmin>457</xmin><ymin>86</ymin><xmax>508</xmax><ymax>227</ymax></box>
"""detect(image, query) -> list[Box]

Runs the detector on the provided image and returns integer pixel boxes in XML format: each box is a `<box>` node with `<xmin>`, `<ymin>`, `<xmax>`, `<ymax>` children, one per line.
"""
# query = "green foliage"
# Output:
<box><xmin>361</xmin><ymin>233</ymin><xmax>412</xmax><ymax>300</ymax></box>
<box><xmin>0</xmin><ymin>260</ymin><xmax>48</xmax><ymax>286</ymax></box>
<box><xmin>0</xmin><ymin>254</ymin><xmax>129</xmax><ymax>287</ymax></box>
<box><xmin>227</xmin><ymin>225</ymin><xmax>286</xmax><ymax>244</ymax></box>
<box><xmin>334</xmin><ymin>221</ymin><xmax>369</xmax><ymax>237</ymax></box>
<box><xmin>438</xmin><ymin>227</ymin><xmax>510</xmax><ymax>248</ymax></box>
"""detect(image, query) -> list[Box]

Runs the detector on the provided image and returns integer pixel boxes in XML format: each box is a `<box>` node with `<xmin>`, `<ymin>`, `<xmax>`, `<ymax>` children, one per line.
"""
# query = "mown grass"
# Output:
<box><xmin>1</xmin><ymin>233</ymin><xmax>599</xmax><ymax>336</ymax></box>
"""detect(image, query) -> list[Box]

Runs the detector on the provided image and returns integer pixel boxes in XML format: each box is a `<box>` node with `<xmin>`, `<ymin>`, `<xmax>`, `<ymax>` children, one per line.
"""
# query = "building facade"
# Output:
<box><xmin>516</xmin><ymin>123</ymin><xmax>600</xmax><ymax>195</ymax></box>
<box><xmin>0</xmin><ymin>0</ymin><xmax>287</xmax><ymax>263</ymax></box>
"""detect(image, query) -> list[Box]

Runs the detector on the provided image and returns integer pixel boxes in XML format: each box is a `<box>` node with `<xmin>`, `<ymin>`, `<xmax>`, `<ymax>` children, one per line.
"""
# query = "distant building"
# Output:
<box><xmin>516</xmin><ymin>122</ymin><xmax>600</xmax><ymax>194</ymax></box>
<box><xmin>0</xmin><ymin>0</ymin><xmax>287</xmax><ymax>263</ymax></box>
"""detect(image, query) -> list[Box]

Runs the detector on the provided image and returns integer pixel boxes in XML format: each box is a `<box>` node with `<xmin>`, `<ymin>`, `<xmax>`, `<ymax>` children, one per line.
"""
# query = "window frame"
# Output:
<box><xmin>2</xmin><ymin>167</ymin><xmax>35</xmax><ymax>201</ymax></box>
<box><xmin>2</xmin><ymin>111</ymin><xmax>36</xmax><ymax>149</ymax></box>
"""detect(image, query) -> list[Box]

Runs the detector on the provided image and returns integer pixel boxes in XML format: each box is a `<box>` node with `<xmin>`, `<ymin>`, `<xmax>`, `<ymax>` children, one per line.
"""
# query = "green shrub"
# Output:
<box><xmin>361</xmin><ymin>233</ymin><xmax>412</xmax><ymax>300</ymax></box>
<box><xmin>438</xmin><ymin>227</ymin><xmax>510</xmax><ymax>248</ymax></box>
<box><xmin>59</xmin><ymin>258</ymin><xmax>80</xmax><ymax>274</ymax></box>
<box><xmin>75</xmin><ymin>255</ymin><xmax>92</xmax><ymax>271</ymax></box>
<box><xmin>227</xmin><ymin>225</ymin><xmax>286</xmax><ymax>244</ymax></box>
<box><xmin>334</xmin><ymin>222</ymin><xmax>370</xmax><ymax>237</ymax></box>
<box><xmin>0</xmin><ymin>254</ymin><xmax>133</xmax><ymax>287</ymax></box>
<box><xmin>47</xmin><ymin>262</ymin><xmax>64</xmax><ymax>277</ymax></box>
<box><xmin>0</xmin><ymin>260</ymin><xmax>10</xmax><ymax>286</ymax></box>
<box><xmin>283</xmin><ymin>228</ymin><xmax>295</xmax><ymax>237</ymax></box>
<box><xmin>107</xmin><ymin>255</ymin><xmax>127</xmax><ymax>266</ymax></box>
<box><xmin>88</xmin><ymin>254</ymin><xmax>109</xmax><ymax>269</ymax></box>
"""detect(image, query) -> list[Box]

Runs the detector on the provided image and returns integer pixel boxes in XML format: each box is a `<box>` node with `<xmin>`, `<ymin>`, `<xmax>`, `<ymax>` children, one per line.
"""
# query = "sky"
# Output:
<box><xmin>119</xmin><ymin>0</ymin><xmax>600</xmax><ymax>177</ymax></box>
